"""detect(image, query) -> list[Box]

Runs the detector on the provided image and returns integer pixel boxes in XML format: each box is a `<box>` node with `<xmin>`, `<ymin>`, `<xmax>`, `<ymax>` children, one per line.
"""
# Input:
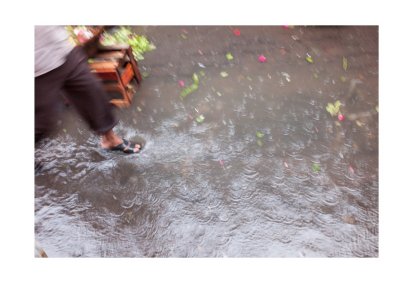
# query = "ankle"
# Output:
<box><xmin>101</xmin><ymin>130</ymin><xmax>122</xmax><ymax>147</ymax></box>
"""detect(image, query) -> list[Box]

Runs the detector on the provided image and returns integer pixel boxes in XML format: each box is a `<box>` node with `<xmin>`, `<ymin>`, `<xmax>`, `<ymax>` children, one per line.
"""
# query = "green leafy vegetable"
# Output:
<box><xmin>196</xmin><ymin>115</ymin><xmax>205</xmax><ymax>123</ymax></box>
<box><xmin>312</xmin><ymin>163</ymin><xmax>321</xmax><ymax>173</ymax></box>
<box><xmin>326</xmin><ymin>100</ymin><xmax>342</xmax><ymax>116</ymax></box>
<box><xmin>99</xmin><ymin>27</ymin><xmax>156</xmax><ymax>61</ymax></box>
<box><xmin>342</xmin><ymin>56</ymin><xmax>348</xmax><ymax>71</ymax></box>
<box><xmin>180</xmin><ymin>83</ymin><xmax>198</xmax><ymax>99</ymax></box>
<box><xmin>305</xmin><ymin>54</ymin><xmax>314</xmax><ymax>63</ymax></box>
<box><xmin>180</xmin><ymin>73</ymin><xmax>200</xmax><ymax>99</ymax></box>
<box><xmin>226</xmin><ymin>52</ymin><xmax>234</xmax><ymax>61</ymax></box>
<box><xmin>192</xmin><ymin>73</ymin><xmax>199</xmax><ymax>85</ymax></box>
<box><xmin>256</xmin><ymin>131</ymin><xmax>265</xmax><ymax>138</ymax></box>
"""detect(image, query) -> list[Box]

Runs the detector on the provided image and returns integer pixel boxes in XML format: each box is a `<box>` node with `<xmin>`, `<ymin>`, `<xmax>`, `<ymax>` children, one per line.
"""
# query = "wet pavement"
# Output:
<box><xmin>35</xmin><ymin>26</ymin><xmax>378</xmax><ymax>257</ymax></box>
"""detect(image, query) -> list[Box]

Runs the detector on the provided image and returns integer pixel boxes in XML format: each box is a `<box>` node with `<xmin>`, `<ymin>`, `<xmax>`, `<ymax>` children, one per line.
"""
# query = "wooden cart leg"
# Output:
<box><xmin>126</xmin><ymin>47</ymin><xmax>142</xmax><ymax>84</ymax></box>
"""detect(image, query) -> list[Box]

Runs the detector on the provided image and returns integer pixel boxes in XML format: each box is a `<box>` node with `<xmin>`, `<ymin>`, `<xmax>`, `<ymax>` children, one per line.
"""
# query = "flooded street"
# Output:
<box><xmin>35</xmin><ymin>26</ymin><xmax>378</xmax><ymax>257</ymax></box>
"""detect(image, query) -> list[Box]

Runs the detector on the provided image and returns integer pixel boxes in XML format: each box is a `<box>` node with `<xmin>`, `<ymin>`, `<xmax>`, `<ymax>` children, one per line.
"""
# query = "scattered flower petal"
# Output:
<box><xmin>338</xmin><ymin>114</ymin><xmax>345</xmax><ymax>121</ymax></box>
<box><xmin>220</xmin><ymin>71</ymin><xmax>229</xmax><ymax>78</ymax></box>
<box><xmin>178</xmin><ymin>80</ymin><xmax>185</xmax><ymax>87</ymax></box>
<box><xmin>258</xmin><ymin>55</ymin><xmax>267</xmax><ymax>63</ymax></box>
<box><xmin>198</xmin><ymin>63</ymin><xmax>206</xmax><ymax>68</ymax></box>
<box><xmin>281</xmin><ymin>72</ymin><xmax>291</xmax><ymax>82</ymax></box>
<box><xmin>233</xmin><ymin>28</ymin><xmax>241</xmax><ymax>36</ymax></box>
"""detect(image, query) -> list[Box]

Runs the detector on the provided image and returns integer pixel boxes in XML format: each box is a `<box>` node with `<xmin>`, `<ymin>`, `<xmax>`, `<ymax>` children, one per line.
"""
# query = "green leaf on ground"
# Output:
<box><xmin>192</xmin><ymin>73</ymin><xmax>199</xmax><ymax>85</ymax></box>
<box><xmin>312</xmin><ymin>163</ymin><xmax>321</xmax><ymax>173</ymax></box>
<box><xmin>305</xmin><ymin>55</ymin><xmax>314</xmax><ymax>63</ymax></box>
<box><xmin>256</xmin><ymin>131</ymin><xmax>265</xmax><ymax>138</ymax></box>
<box><xmin>342</xmin><ymin>56</ymin><xmax>348</xmax><ymax>71</ymax></box>
<box><xmin>196</xmin><ymin>115</ymin><xmax>205</xmax><ymax>123</ymax></box>
<box><xmin>180</xmin><ymin>73</ymin><xmax>200</xmax><ymax>99</ymax></box>
<box><xmin>180</xmin><ymin>83</ymin><xmax>198</xmax><ymax>99</ymax></box>
<box><xmin>326</xmin><ymin>100</ymin><xmax>342</xmax><ymax>116</ymax></box>
<box><xmin>226</xmin><ymin>52</ymin><xmax>234</xmax><ymax>61</ymax></box>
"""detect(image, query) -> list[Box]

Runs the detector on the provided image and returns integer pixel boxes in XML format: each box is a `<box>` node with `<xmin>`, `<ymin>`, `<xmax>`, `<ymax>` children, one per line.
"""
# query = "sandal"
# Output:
<box><xmin>110</xmin><ymin>139</ymin><xmax>142</xmax><ymax>154</ymax></box>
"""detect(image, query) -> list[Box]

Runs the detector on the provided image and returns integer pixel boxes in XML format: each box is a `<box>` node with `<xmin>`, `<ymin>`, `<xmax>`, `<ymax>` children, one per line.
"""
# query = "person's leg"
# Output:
<box><xmin>61</xmin><ymin>47</ymin><xmax>141</xmax><ymax>152</ymax></box>
<box><xmin>35</xmin><ymin>67</ymin><xmax>67</xmax><ymax>143</ymax></box>
<box><xmin>62</xmin><ymin>47</ymin><xmax>117</xmax><ymax>135</ymax></box>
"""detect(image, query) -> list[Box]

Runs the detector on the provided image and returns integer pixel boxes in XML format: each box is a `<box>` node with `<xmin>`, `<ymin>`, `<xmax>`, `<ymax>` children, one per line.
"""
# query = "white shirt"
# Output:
<box><xmin>35</xmin><ymin>26</ymin><xmax>75</xmax><ymax>77</ymax></box>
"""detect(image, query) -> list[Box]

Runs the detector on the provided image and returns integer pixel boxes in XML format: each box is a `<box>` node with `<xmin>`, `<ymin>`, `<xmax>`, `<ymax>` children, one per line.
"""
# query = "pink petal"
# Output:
<box><xmin>258</xmin><ymin>55</ymin><xmax>267</xmax><ymax>63</ymax></box>
<box><xmin>338</xmin><ymin>114</ymin><xmax>345</xmax><ymax>121</ymax></box>
<box><xmin>233</xmin><ymin>28</ymin><xmax>241</xmax><ymax>36</ymax></box>
<box><xmin>179</xmin><ymin>80</ymin><xmax>185</xmax><ymax>87</ymax></box>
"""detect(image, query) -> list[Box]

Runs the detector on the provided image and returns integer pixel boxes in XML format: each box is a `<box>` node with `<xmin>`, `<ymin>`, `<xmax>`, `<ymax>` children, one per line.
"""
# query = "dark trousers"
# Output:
<box><xmin>35</xmin><ymin>46</ymin><xmax>117</xmax><ymax>143</ymax></box>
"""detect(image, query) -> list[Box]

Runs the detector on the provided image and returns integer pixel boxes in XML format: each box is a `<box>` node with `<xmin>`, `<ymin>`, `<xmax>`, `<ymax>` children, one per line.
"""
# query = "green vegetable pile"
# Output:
<box><xmin>100</xmin><ymin>27</ymin><xmax>156</xmax><ymax>60</ymax></box>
